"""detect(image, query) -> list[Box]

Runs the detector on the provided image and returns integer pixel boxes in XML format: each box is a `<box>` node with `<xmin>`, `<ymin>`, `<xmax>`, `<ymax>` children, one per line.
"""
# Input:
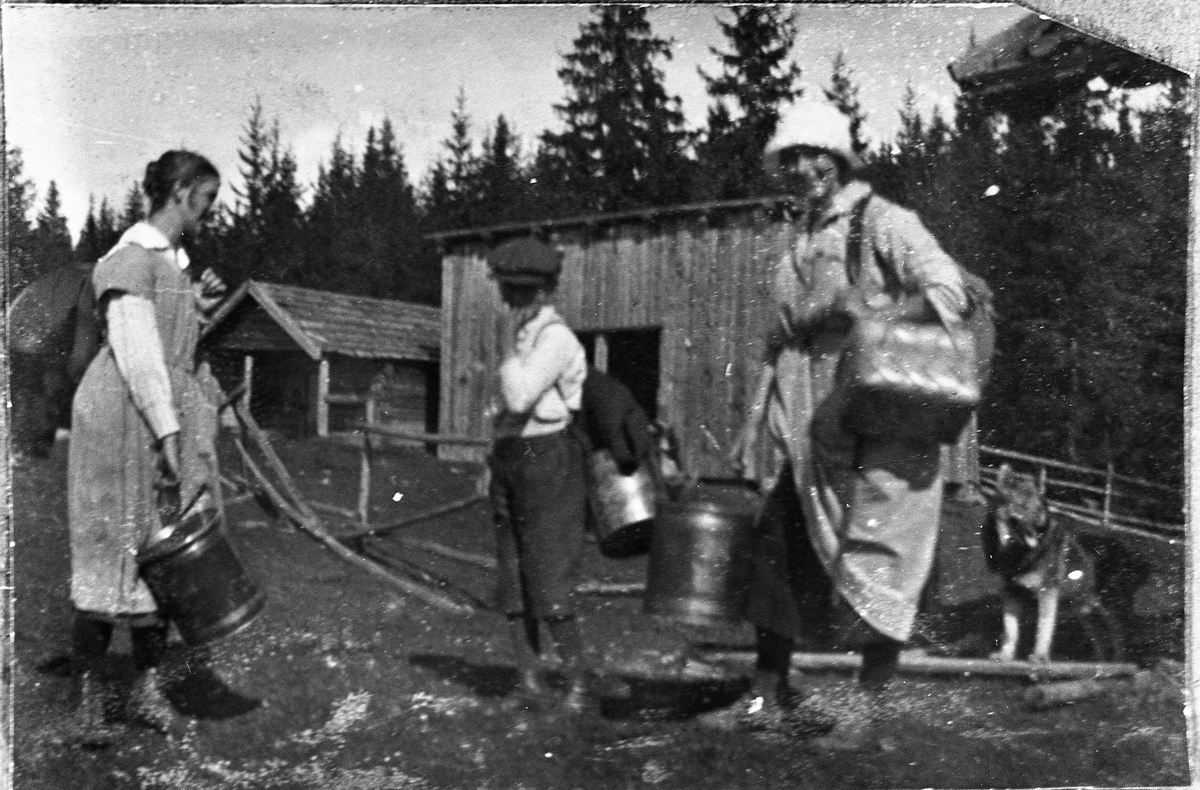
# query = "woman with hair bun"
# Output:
<box><xmin>66</xmin><ymin>150</ymin><xmax>227</xmax><ymax>745</ymax></box>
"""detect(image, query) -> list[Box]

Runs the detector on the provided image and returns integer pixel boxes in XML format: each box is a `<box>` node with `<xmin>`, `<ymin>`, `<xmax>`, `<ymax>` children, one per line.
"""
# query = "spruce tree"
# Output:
<box><xmin>6</xmin><ymin>146</ymin><xmax>37</xmax><ymax>291</ymax></box>
<box><xmin>232</xmin><ymin>98</ymin><xmax>304</xmax><ymax>283</ymax></box>
<box><xmin>31</xmin><ymin>180</ymin><xmax>75</xmax><ymax>276</ymax></box>
<box><xmin>906</xmin><ymin>75</ymin><xmax>1189</xmax><ymax>492</ymax></box>
<box><xmin>824</xmin><ymin>50</ymin><xmax>869</xmax><ymax>158</ymax></box>
<box><xmin>305</xmin><ymin>133</ymin><xmax>359</xmax><ymax>292</ymax></box>
<box><xmin>542</xmin><ymin>6</ymin><xmax>691</xmax><ymax>212</ymax></box>
<box><xmin>422</xmin><ymin>90</ymin><xmax>480</xmax><ymax>230</ymax></box>
<box><xmin>76</xmin><ymin>195</ymin><xmax>103</xmax><ymax>263</ymax></box>
<box><xmin>120</xmin><ymin>182</ymin><xmax>145</xmax><ymax>230</ymax></box>
<box><xmin>697</xmin><ymin>6</ymin><xmax>802</xmax><ymax>199</ymax></box>
<box><xmin>473</xmin><ymin>115</ymin><xmax>527</xmax><ymax>225</ymax></box>
<box><xmin>97</xmin><ymin>197</ymin><xmax>120</xmax><ymax>253</ymax></box>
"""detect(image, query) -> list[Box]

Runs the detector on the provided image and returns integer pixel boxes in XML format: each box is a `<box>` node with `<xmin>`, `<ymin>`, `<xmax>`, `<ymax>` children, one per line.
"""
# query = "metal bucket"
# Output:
<box><xmin>587</xmin><ymin>449</ymin><xmax>658</xmax><ymax>558</ymax></box>
<box><xmin>643</xmin><ymin>478</ymin><xmax>762</xmax><ymax>627</ymax></box>
<box><xmin>138</xmin><ymin>509</ymin><xmax>266</xmax><ymax>646</ymax></box>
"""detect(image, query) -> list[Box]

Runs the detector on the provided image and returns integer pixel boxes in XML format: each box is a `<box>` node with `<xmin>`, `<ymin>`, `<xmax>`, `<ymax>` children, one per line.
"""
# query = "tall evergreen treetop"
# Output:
<box><xmin>696</xmin><ymin>7</ymin><xmax>802</xmax><ymax>199</ymax></box>
<box><xmin>544</xmin><ymin>6</ymin><xmax>691</xmax><ymax>212</ymax></box>
<box><xmin>6</xmin><ymin>147</ymin><xmax>37</xmax><ymax>290</ymax></box>
<box><xmin>703</xmin><ymin>7</ymin><xmax>802</xmax><ymax>149</ymax></box>
<box><xmin>824</xmin><ymin>50</ymin><xmax>869</xmax><ymax>157</ymax></box>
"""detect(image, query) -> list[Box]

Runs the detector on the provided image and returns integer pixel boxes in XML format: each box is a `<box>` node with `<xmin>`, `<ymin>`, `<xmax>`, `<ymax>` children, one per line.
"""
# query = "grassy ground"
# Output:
<box><xmin>11</xmin><ymin>432</ymin><xmax>1191</xmax><ymax>789</ymax></box>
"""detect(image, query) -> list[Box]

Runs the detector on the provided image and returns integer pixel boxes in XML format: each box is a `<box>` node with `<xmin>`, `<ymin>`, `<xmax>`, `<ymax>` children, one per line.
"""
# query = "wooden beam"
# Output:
<box><xmin>316</xmin><ymin>357</ymin><xmax>330</xmax><ymax>437</ymax></box>
<box><xmin>698</xmin><ymin>648</ymin><xmax>1141</xmax><ymax>681</ymax></box>
<box><xmin>594</xmin><ymin>332</ymin><xmax>609</xmax><ymax>373</ymax></box>
<box><xmin>358</xmin><ymin>398</ymin><xmax>375</xmax><ymax>529</ymax></box>
<box><xmin>362</xmin><ymin>425</ymin><xmax>489</xmax><ymax>447</ymax></box>
<box><xmin>394</xmin><ymin>536</ymin><xmax>496</xmax><ymax>570</ymax></box>
<box><xmin>340</xmin><ymin>493</ymin><xmax>488</xmax><ymax>539</ymax></box>
<box><xmin>242</xmin><ymin>354</ymin><xmax>254</xmax><ymax>411</ymax></box>
<box><xmin>426</xmin><ymin>193</ymin><xmax>796</xmax><ymax>245</ymax></box>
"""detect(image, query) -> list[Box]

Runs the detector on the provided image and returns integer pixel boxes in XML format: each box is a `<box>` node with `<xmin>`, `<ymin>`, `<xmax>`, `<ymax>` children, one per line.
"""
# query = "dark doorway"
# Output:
<box><xmin>578</xmin><ymin>328</ymin><xmax>661</xmax><ymax>420</ymax></box>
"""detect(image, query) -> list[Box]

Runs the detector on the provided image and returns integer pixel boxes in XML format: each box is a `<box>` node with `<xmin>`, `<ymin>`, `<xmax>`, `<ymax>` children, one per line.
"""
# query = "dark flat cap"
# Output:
<box><xmin>488</xmin><ymin>237</ymin><xmax>562</xmax><ymax>284</ymax></box>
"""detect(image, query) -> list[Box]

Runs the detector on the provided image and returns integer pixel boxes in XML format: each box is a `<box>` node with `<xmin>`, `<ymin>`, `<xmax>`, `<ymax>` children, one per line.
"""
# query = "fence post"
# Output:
<box><xmin>358</xmin><ymin>396</ymin><xmax>376</xmax><ymax>530</ymax></box>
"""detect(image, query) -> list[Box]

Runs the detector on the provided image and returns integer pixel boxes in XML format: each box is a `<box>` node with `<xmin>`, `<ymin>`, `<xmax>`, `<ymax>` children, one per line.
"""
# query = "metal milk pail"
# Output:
<box><xmin>643</xmin><ymin>478</ymin><xmax>761</xmax><ymax>627</ymax></box>
<box><xmin>587</xmin><ymin>449</ymin><xmax>658</xmax><ymax>558</ymax></box>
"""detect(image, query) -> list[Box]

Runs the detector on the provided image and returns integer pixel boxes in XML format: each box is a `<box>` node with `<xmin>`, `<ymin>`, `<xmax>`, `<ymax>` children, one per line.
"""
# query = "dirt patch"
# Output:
<box><xmin>12</xmin><ymin>434</ymin><xmax>1190</xmax><ymax>789</ymax></box>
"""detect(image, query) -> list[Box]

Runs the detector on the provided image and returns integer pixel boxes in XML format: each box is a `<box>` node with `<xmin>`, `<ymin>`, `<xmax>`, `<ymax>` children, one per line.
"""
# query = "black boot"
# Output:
<box><xmin>70</xmin><ymin>614</ymin><xmax>120</xmax><ymax>747</ymax></box>
<box><xmin>699</xmin><ymin>628</ymin><xmax>835</xmax><ymax>736</ymax></box>
<box><xmin>858</xmin><ymin>640</ymin><xmax>902</xmax><ymax>691</ymax></box>
<box><xmin>74</xmin><ymin>669</ymin><xmax>121</xmax><ymax>748</ymax></box>
<box><xmin>505</xmin><ymin>615</ymin><xmax>555</xmax><ymax>711</ymax></box>
<box><xmin>546</xmin><ymin>615</ymin><xmax>594</xmax><ymax>715</ymax></box>
<box><xmin>125</xmin><ymin>623</ymin><xmax>184</xmax><ymax>734</ymax></box>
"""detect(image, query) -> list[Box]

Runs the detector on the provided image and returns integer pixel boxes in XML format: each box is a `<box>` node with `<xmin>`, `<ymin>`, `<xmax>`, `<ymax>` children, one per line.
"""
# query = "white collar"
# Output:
<box><xmin>114</xmin><ymin>222</ymin><xmax>190</xmax><ymax>270</ymax></box>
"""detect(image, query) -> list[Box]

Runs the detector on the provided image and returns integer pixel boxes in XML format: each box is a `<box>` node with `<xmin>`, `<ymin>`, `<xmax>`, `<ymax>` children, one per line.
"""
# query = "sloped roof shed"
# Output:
<box><xmin>203</xmin><ymin>281</ymin><xmax>441</xmax><ymax>437</ymax></box>
<box><xmin>203</xmin><ymin>280</ymin><xmax>440</xmax><ymax>362</ymax></box>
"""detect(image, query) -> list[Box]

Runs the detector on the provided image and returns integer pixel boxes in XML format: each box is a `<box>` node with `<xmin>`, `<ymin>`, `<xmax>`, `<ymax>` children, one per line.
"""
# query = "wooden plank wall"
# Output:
<box><xmin>438</xmin><ymin>207</ymin><xmax>794</xmax><ymax>478</ymax></box>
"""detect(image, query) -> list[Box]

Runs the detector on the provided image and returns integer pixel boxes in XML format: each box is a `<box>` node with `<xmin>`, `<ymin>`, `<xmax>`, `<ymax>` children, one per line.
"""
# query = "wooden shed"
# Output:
<box><xmin>431</xmin><ymin>196</ymin><xmax>802</xmax><ymax>474</ymax></box>
<box><xmin>202</xmin><ymin>280</ymin><xmax>440</xmax><ymax>438</ymax></box>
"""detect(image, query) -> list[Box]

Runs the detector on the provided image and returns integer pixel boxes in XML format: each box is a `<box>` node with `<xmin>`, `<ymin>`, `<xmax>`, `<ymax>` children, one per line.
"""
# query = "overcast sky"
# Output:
<box><xmin>4</xmin><ymin>3</ymin><xmax>1035</xmax><ymax>241</ymax></box>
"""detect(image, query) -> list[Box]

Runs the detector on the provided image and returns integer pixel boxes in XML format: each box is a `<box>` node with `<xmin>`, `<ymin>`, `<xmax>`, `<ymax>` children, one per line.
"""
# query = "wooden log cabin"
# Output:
<box><xmin>430</xmin><ymin>195</ymin><xmax>802</xmax><ymax>475</ymax></box>
<box><xmin>201</xmin><ymin>280</ymin><xmax>440</xmax><ymax>438</ymax></box>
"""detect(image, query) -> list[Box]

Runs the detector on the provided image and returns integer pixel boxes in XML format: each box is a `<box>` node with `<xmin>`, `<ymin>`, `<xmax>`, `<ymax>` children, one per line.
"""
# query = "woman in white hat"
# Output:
<box><xmin>723</xmin><ymin>101</ymin><xmax>977</xmax><ymax>736</ymax></box>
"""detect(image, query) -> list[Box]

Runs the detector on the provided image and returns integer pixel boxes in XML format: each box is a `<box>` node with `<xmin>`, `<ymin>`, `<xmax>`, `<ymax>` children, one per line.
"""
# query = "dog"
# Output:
<box><xmin>982</xmin><ymin>464</ymin><xmax>1112</xmax><ymax>662</ymax></box>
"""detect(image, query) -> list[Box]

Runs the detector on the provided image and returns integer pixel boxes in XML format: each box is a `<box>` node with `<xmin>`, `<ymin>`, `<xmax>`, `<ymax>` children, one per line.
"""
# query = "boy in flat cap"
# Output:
<box><xmin>487</xmin><ymin>236</ymin><xmax>606</xmax><ymax>714</ymax></box>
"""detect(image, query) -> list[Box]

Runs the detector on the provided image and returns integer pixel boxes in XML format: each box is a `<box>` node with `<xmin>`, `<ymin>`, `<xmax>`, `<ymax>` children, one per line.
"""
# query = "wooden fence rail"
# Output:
<box><xmin>978</xmin><ymin>446</ymin><xmax>1183</xmax><ymax>538</ymax></box>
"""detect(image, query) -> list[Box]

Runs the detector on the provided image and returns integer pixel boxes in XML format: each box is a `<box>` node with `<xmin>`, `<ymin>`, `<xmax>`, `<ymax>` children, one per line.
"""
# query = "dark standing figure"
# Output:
<box><xmin>8</xmin><ymin>263</ymin><xmax>99</xmax><ymax>458</ymax></box>
<box><xmin>579</xmin><ymin>366</ymin><xmax>654</xmax><ymax>477</ymax></box>
<box><xmin>486</xmin><ymin>237</ymin><xmax>608</xmax><ymax>714</ymax></box>
<box><xmin>67</xmin><ymin>150</ymin><xmax>228</xmax><ymax>745</ymax></box>
<box><xmin>719</xmin><ymin>101</ymin><xmax>978</xmax><ymax>738</ymax></box>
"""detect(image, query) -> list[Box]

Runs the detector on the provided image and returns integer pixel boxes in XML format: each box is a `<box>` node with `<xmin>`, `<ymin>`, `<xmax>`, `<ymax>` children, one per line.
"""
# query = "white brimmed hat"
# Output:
<box><xmin>764</xmin><ymin>100</ymin><xmax>864</xmax><ymax>173</ymax></box>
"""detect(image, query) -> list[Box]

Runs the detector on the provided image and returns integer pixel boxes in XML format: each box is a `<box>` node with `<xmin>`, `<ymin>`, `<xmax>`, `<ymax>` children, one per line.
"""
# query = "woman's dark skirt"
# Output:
<box><xmin>744</xmin><ymin>467</ymin><xmax>895</xmax><ymax>650</ymax></box>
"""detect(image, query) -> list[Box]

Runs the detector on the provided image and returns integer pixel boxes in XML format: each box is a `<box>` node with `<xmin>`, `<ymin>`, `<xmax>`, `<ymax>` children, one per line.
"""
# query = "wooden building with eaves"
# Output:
<box><xmin>429</xmin><ymin>195</ymin><xmax>802</xmax><ymax>474</ymax></box>
<box><xmin>202</xmin><ymin>280</ymin><xmax>441</xmax><ymax>439</ymax></box>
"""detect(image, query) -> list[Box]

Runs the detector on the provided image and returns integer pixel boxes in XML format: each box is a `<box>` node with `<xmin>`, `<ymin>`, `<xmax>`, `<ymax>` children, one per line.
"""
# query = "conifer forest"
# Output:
<box><xmin>7</xmin><ymin>7</ymin><xmax>1187</xmax><ymax>490</ymax></box>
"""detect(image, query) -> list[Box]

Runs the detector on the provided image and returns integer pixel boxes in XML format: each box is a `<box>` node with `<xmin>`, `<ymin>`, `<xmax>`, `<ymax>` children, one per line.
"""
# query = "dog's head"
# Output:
<box><xmin>983</xmin><ymin>464</ymin><xmax>1053</xmax><ymax>577</ymax></box>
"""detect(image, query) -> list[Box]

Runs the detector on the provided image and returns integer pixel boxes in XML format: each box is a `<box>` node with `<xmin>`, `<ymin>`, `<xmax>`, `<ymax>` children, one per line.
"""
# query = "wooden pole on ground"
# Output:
<box><xmin>698</xmin><ymin>648</ymin><xmax>1141</xmax><ymax>681</ymax></box>
<box><xmin>395</xmin><ymin>536</ymin><xmax>497</xmax><ymax>570</ymax></box>
<box><xmin>335</xmin><ymin>493</ymin><xmax>487</xmax><ymax>539</ymax></box>
<box><xmin>231</xmin><ymin>404</ymin><xmax>474</xmax><ymax>616</ymax></box>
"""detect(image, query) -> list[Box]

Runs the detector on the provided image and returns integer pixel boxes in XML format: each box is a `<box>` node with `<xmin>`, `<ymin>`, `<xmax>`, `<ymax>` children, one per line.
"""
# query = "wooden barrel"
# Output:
<box><xmin>643</xmin><ymin>478</ymin><xmax>761</xmax><ymax>627</ymax></box>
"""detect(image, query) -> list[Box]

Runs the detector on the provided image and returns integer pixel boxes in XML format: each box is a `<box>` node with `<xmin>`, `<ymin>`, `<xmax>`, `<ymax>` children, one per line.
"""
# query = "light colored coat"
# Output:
<box><xmin>749</xmin><ymin>180</ymin><xmax>967</xmax><ymax>643</ymax></box>
<box><xmin>68</xmin><ymin>226</ymin><xmax>221</xmax><ymax>616</ymax></box>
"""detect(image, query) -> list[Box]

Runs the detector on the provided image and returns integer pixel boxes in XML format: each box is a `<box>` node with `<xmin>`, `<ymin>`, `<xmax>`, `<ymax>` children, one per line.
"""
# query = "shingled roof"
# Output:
<box><xmin>203</xmin><ymin>280</ymin><xmax>440</xmax><ymax>362</ymax></box>
<box><xmin>948</xmin><ymin>15</ymin><xmax>1179</xmax><ymax>113</ymax></box>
